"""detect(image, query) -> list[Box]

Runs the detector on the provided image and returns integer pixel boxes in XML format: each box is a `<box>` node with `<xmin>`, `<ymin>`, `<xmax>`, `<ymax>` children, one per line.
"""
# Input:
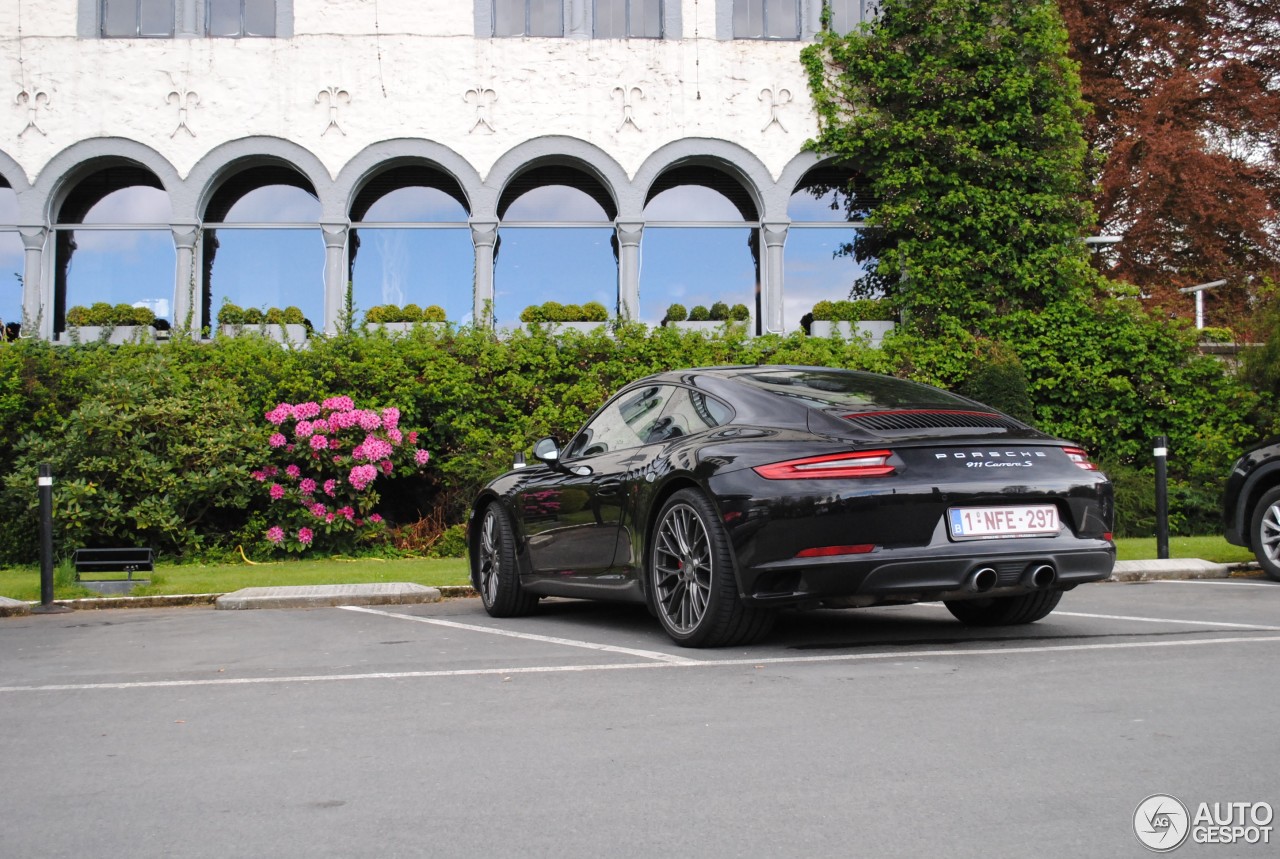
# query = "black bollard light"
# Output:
<box><xmin>1154</xmin><ymin>436</ymin><xmax>1170</xmax><ymax>561</ymax></box>
<box><xmin>32</xmin><ymin>463</ymin><xmax>71</xmax><ymax>614</ymax></box>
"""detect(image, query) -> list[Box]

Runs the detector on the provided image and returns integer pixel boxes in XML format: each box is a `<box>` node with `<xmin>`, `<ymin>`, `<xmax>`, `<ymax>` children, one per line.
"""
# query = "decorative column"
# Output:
<box><xmin>761</xmin><ymin>222</ymin><xmax>790</xmax><ymax>335</ymax></box>
<box><xmin>170</xmin><ymin>223</ymin><xmax>199</xmax><ymax>335</ymax></box>
<box><xmin>321</xmin><ymin>223</ymin><xmax>349</xmax><ymax>334</ymax></box>
<box><xmin>18</xmin><ymin>226</ymin><xmax>47</xmax><ymax>339</ymax></box>
<box><xmin>615</xmin><ymin>221</ymin><xmax>644</xmax><ymax>322</ymax></box>
<box><xmin>471</xmin><ymin>221</ymin><xmax>498</xmax><ymax>328</ymax></box>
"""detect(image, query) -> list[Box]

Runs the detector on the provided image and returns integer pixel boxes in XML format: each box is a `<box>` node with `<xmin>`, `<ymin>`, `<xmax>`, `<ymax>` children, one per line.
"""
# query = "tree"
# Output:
<box><xmin>1059</xmin><ymin>0</ymin><xmax>1280</xmax><ymax>326</ymax></box>
<box><xmin>801</xmin><ymin>0</ymin><xmax>1098</xmax><ymax>329</ymax></box>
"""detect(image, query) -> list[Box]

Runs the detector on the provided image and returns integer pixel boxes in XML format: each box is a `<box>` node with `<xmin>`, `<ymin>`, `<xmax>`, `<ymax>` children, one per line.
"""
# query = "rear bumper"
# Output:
<box><xmin>739</xmin><ymin>539</ymin><xmax>1115</xmax><ymax>605</ymax></box>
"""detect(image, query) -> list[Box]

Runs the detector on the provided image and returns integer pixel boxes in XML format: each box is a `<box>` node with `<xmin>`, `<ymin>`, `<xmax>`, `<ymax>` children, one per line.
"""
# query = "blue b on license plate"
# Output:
<box><xmin>948</xmin><ymin>505</ymin><xmax>1060</xmax><ymax>539</ymax></box>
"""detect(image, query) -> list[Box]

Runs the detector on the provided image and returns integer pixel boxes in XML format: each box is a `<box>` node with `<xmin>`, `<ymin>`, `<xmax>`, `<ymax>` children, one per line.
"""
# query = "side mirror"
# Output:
<box><xmin>533</xmin><ymin>437</ymin><xmax>560</xmax><ymax>464</ymax></box>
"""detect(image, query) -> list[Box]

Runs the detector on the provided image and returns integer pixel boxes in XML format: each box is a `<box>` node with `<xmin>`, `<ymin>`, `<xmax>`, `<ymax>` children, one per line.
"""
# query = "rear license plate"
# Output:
<box><xmin>948</xmin><ymin>505</ymin><xmax>1060</xmax><ymax>539</ymax></box>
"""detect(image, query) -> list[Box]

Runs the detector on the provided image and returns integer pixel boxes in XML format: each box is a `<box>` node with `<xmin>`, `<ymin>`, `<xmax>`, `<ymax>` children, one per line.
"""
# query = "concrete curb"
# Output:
<box><xmin>0</xmin><ymin>596</ymin><xmax>32</xmax><ymax>617</ymax></box>
<box><xmin>1108</xmin><ymin>560</ymin><xmax>1262</xmax><ymax>583</ymax></box>
<box><xmin>215</xmin><ymin>582</ymin><xmax>442</xmax><ymax>610</ymax></box>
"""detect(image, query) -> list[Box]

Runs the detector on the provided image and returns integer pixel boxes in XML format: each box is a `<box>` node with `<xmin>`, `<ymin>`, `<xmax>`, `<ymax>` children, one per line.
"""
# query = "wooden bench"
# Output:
<box><xmin>73</xmin><ymin>547</ymin><xmax>154</xmax><ymax>582</ymax></box>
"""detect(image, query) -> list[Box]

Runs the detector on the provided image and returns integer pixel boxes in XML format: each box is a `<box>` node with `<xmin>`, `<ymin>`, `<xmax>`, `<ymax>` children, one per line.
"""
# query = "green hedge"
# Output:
<box><xmin>0</xmin><ymin>298</ymin><xmax>1258</xmax><ymax>563</ymax></box>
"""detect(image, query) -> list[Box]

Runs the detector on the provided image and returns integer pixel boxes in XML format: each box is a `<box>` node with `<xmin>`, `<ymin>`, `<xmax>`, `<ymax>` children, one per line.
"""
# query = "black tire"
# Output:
<box><xmin>649</xmin><ymin>488</ymin><xmax>775</xmax><ymax>648</ymax></box>
<box><xmin>473</xmin><ymin>503</ymin><xmax>538</xmax><ymax>618</ymax></box>
<box><xmin>944</xmin><ymin>589</ymin><xmax>1064</xmax><ymax>626</ymax></box>
<box><xmin>1248</xmin><ymin>486</ymin><xmax>1280</xmax><ymax>582</ymax></box>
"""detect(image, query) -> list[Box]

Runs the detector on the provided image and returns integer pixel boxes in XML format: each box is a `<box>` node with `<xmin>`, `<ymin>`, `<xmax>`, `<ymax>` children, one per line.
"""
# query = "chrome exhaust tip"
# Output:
<box><xmin>968</xmin><ymin>568</ymin><xmax>998</xmax><ymax>593</ymax></box>
<box><xmin>1024</xmin><ymin>564</ymin><xmax>1057</xmax><ymax>589</ymax></box>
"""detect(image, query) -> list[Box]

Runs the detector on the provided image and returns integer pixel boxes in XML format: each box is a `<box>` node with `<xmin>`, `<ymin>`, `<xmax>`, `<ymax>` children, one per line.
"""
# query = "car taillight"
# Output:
<box><xmin>753</xmin><ymin>450</ymin><xmax>895</xmax><ymax>479</ymax></box>
<box><xmin>1063</xmin><ymin>447</ymin><xmax>1098</xmax><ymax>470</ymax></box>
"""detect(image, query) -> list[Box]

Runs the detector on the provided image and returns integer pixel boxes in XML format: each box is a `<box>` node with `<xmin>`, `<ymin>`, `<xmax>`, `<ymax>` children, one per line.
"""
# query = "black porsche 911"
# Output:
<box><xmin>469</xmin><ymin>366</ymin><xmax>1115</xmax><ymax>647</ymax></box>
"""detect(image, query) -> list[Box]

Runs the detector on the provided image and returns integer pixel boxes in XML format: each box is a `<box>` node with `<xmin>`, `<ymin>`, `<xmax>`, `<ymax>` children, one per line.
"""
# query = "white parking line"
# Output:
<box><xmin>3</xmin><ymin>635</ymin><xmax>1279</xmax><ymax>694</ymax></box>
<box><xmin>1149</xmin><ymin>579</ymin><xmax>1278</xmax><ymax>588</ymax></box>
<box><xmin>339</xmin><ymin>605</ymin><xmax>699</xmax><ymax>664</ymax></box>
<box><xmin>1052</xmin><ymin>611</ymin><xmax>1280</xmax><ymax>630</ymax></box>
<box><xmin>917</xmin><ymin>602</ymin><xmax>1280</xmax><ymax>630</ymax></box>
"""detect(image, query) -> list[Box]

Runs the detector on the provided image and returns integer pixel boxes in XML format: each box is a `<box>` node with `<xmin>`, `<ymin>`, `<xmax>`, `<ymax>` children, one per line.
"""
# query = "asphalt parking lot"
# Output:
<box><xmin>3</xmin><ymin>579</ymin><xmax>1278</xmax><ymax>858</ymax></box>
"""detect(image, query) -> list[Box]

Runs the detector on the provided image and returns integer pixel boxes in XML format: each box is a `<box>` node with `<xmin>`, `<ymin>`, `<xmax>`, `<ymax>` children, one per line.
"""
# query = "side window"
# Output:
<box><xmin>733</xmin><ymin>0</ymin><xmax>800</xmax><ymax>40</ymax></box>
<box><xmin>209</xmin><ymin>0</ymin><xmax>278</xmax><ymax>37</ymax></box>
<box><xmin>494</xmin><ymin>0</ymin><xmax>565</xmax><ymax>37</ymax></box>
<box><xmin>825</xmin><ymin>0</ymin><xmax>879</xmax><ymax>34</ymax></box>
<box><xmin>652</xmin><ymin>388</ymin><xmax>732</xmax><ymax>440</ymax></box>
<box><xmin>595</xmin><ymin>0</ymin><xmax>663</xmax><ymax>38</ymax></box>
<box><xmin>102</xmin><ymin>0</ymin><xmax>175</xmax><ymax>37</ymax></box>
<box><xmin>565</xmin><ymin>385</ymin><xmax>674</xmax><ymax>459</ymax></box>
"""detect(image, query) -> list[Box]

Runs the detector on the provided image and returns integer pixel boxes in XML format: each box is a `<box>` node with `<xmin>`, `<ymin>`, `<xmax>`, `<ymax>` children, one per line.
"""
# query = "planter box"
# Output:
<box><xmin>364</xmin><ymin>321</ymin><xmax>449</xmax><ymax>336</ymax></box>
<box><xmin>522</xmin><ymin>320</ymin><xmax>610</xmax><ymax>335</ymax></box>
<box><xmin>59</xmin><ymin>325</ymin><xmax>156</xmax><ymax>345</ymax></box>
<box><xmin>664</xmin><ymin>320</ymin><xmax>752</xmax><ymax>337</ymax></box>
<box><xmin>809</xmin><ymin>320</ymin><xmax>896</xmax><ymax>347</ymax></box>
<box><xmin>220</xmin><ymin>323</ymin><xmax>308</xmax><ymax>344</ymax></box>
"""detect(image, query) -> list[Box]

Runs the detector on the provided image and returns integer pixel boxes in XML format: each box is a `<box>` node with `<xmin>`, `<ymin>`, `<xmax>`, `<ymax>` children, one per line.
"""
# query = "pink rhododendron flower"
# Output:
<box><xmin>269</xmin><ymin>433</ymin><xmax>287</xmax><ymax>448</ymax></box>
<box><xmin>266</xmin><ymin>526</ymin><xmax>285</xmax><ymax>544</ymax></box>
<box><xmin>269</xmin><ymin>483</ymin><xmax>285</xmax><ymax>500</ymax></box>
<box><xmin>415</xmin><ymin>449</ymin><xmax>430</xmax><ymax>466</ymax></box>
<box><xmin>380</xmin><ymin>459</ymin><xmax>394</xmax><ymax>475</ymax></box>
<box><xmin>339</xmin><ymin>506</ymin><xmax>355</xmax><ymax>521</ymax></box>
<box><xmin>323</xmin><ymin>396</ymin><xmax>354</xmax><ymax>412</ymax></box>
<box><xmin>357</xmin><ymin>410</ymin><xmax>382</xmax><ymax>431</ymax></box>
<box><xmin>299</xmin><ymin>478</ymin><xmax>317</xmax><ymax>494</ymax></box>
<box><xmin>265</xmin><ymin>404</ymin><xmax>292</xmax><ymax>425</ymax></box>
<box><xmin>252</xmin><ymin>470</ymin><xmax>267</xmax><ymax>482</ymax></box>
<box><xmin>310</xmin><ymin>435</ymin><xmax>329</xmax><ymax>451</ymax></box>
<box><xmin>310</xmin><ymin>502</ymin><xmax>327</xmax><ymax>517</ymax></box>
<box><xmin>408</xmin><ymin>431</ymin><xmax>418</xmax><ymax>444</ymax></box>
<box><xmin>293</xmin><ymin>402</ymin><xmax>321</xmax><ymax>419</ymax></box>
<box><xmin>285</xmin><ymin>464</ymin><xmax>301</xmax><ymax>479</ymax></box>
<box><xmin>387</xmin><ymin>427</ymin><xmax>403</xmax><ymax>444</ymax></box>
<box><xmin>369</xmin><ymin>514</ymin><xmax>383</xmax><ymax>524</ymax></box>
<box><xmin>348</xmin><ymin>464</ymin><xmax>378</xmax><ymax>490</ymax></box>
<box><xmin>295</xmin><ymin>420</ymin><xmax>315</xmax><ymax>439</ymax></box>
<box><xmin>325</xmin><ymin>513</ymin><xmax>335</xmax><ymax>523</ymax></box>
<box><xmin>323</xmin><ymin>479</ymin><xmax>337</xmax><ymax>496</ymax></box>
<box><xmin>381</xmin><ymin>407</ymin><xmax>400</xmax><ymax>431</ymax></box>
<box><xmin>297</xmin><ymin>527</ymin><xmax>314</xmax><ymax>545</ymax></box>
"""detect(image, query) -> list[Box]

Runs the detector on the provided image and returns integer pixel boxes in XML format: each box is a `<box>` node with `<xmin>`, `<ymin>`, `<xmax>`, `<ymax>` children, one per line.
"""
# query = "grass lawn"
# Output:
<box><xmin>0</xmin><ymin>557</ymin><xmax>471</xmax><ymax>602</ymax></box>
<box><xmin>1112</xmin><ymin>535</ymin><xmax>1253</xmax><ymax>564</ymax></box>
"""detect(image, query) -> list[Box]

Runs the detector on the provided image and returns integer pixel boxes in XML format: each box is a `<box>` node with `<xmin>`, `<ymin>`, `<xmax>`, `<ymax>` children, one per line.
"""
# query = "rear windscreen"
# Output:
<box><xmin>738</xmin><ymin>369</ymin><xmax>976</xmax><ymax>413</ymax></box>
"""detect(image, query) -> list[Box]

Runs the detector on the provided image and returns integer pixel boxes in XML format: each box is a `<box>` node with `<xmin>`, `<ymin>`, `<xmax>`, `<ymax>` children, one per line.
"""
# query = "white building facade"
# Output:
<box><xmin>0</xmin><ymin>1</ymin><xmax>877</xmax><ymax>339</ymax></box>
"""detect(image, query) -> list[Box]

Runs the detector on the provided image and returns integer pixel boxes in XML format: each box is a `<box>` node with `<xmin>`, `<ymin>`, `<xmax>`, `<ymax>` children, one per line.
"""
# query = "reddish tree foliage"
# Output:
<box><xmin>1059</xmin><ymin>0</ymin><xmax>1280</xmax><ymax>328</ymax></box>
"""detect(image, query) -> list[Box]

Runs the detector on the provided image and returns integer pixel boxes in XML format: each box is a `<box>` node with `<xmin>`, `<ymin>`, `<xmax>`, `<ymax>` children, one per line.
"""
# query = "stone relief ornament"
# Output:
<box><xmin>465</xmin><ymin>86</ymin><xmax>497</xmax><ymax>134</ymax></box>
<box><xmin>166</xmin><ymin>82</ymin><xmax>200</xmax><ymax>138</ymax></box>
<box><xmin>612</xmin><ymin>85</ymin><xmax>645</xmax><ymax>132</ymax></box>
<box><xmin>16</xmin><ymin>86</ymin><xmax>48</xmax><ymax>137</ymax></box>
<box><xmin>316</xmin><ymin>86</ymin><xmax>351</xmax><ymax>136</ymax></box>
<box><xmin>759</xmin><ymin>86</ymin><xmax>793</xmax><ymax>133</ymax></box>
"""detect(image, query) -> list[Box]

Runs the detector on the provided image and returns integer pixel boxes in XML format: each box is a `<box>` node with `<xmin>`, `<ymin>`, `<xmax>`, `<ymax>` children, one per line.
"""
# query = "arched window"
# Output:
<box><xmin>53</xmin><ymin>167</ymin><xmax>175</xmax><ymax>337</ymax></box>
<box><xmin>0</xmin><ymin>186</ymin><xmax>20</xmax><ymax>336</ymax></box>
<box><xmin>495</xmin><ymin>167</ymin><xmax>618</xmax><ymax>325</ymax></box>
<box><xmin>786</xmin><ymin>166</ymin><xmax>876</xmax><ymax>331</ymax></box>
<box><xmin>201</xmin><ymin>166</ymin><xmax>323</xmax><ymax>333</ymax></box>
<box><xmin>642</xmin><ymin>167</ymin><xmax>759</xmax><ymax>328</ymax></box>
<box><xmin>349</xmin><ymin>167</ymin><xmax>473</xmax><ymax>325</ymax></box>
